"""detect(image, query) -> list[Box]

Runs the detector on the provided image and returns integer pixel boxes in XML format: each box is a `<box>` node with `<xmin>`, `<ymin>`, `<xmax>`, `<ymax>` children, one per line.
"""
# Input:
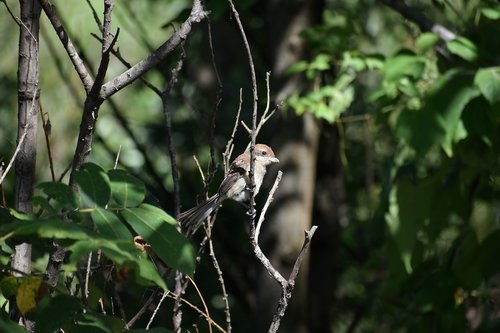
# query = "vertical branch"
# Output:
<box><xmin>227</xmin><ymin>0</ymin><xmax>258</xmax><ymax>215</ymax></box>
<box><xmin>12</xmin><ymin>1</ymin><xmax>41</xmax><ymax>329</ymax></box>
<box><xmin>14</xmin><ymin>0</ymin><xmax>41</xmax><ymax>272</ymax></box>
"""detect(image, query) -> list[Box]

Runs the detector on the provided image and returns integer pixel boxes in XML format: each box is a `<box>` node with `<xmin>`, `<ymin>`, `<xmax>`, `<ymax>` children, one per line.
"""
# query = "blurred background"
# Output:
<box><xmin>1</xmin><ymin>0</ymin><xmax>500</xmax><ymax>332</ymax></box>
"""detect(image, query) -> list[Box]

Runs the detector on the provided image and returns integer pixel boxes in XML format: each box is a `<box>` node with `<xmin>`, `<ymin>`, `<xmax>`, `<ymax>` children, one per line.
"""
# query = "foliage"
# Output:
<box><xmin>285</xmin><ymin>0</ymin><xmax>500</xmax><ymax>332</ymax></box>
<box><xmin>0</xmin><ymin>163</ymin><xmax>195</xmax><ymax>331</ymax></box>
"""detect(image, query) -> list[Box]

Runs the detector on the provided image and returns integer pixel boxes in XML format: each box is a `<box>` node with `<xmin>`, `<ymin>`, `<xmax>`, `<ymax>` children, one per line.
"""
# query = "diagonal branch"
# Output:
<box><xmin>377</xmin><ymin>0</ymin><xmax>456</xmax><ymax>42</ymax></box>
<box><xmin>100</xmin><ymin>0</ymin><xmax>208</xmax><ymax>99</ymax></box>
<box><xmin>37</xmin><ymin>0</ymin><xmax>94</xmax><ymax>92</ymax></box>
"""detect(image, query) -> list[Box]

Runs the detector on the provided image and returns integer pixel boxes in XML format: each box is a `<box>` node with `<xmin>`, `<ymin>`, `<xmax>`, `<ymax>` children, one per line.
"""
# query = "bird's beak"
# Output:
<box><xmin>270</xmin><ymin>157</ymin><xmax>279</xmax><ymax>163</ymax></box>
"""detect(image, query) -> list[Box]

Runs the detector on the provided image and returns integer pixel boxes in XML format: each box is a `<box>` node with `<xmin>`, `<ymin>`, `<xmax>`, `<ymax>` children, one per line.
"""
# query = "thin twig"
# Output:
<box><xmin>223</xmin><ymin>89</ymin><xmax>243</xmax><ymax>173</ymax></box>
<box><xmin>0</xmin><ymin>127</ymin><xmax>28</xmax><ymax>185</ymax></box>
<box><xmin>208</xmin><ymin>233</ymin><xmax>232</xmax><ymax>333</ymax></box>
<box><xmin>164</xmin><ymin>292</ymin><xmax>227</xmax><ymax>333</ymax></box>
<box><xmin>255</xmin><ymin>171</ymin><xmax>283</xmax><ymax>241</ymax></box>
<box><xmin>125</xmin><ymin>289</ymin><xmax>160</xmax><ymax>329</ymax></box>
<box><xmin>39</xmin><ymin>105</ymin><xmax>56</xmax><ymax>182</ymax></box>
<box><xmin>227</xmin><ymin>0</ymin><xmax>258</xmax><ymax>217</ymax></box>
<box><xmin>268</xmin><ymin>226</ymin><xmax>318</xmax><ymax>333</ymax></box>
<box><xmin>146</xmin><ymin>291</ymin><xmax>168</xmax><ymax>329</ymax></box>
<box><xmin>188</xmin><ymin>276</ymin><xmax>214</xmax><ymax>333</ymax></box>
<box><xmin>84</xmin><ymin>252</ymin><xmax>92</xmax><ymax>302</ymax></box>
<box><xmin>113</xmin><ymin>145</ymin><xmax>122</xmax><ymax>169</ymax></box>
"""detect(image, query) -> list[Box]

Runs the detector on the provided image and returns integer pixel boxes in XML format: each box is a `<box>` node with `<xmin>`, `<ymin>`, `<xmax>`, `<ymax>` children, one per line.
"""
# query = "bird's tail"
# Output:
<box><xmin>178</xmin><ymin>195</ymin><xmax>219</xmax><ymax>237</ymax></box>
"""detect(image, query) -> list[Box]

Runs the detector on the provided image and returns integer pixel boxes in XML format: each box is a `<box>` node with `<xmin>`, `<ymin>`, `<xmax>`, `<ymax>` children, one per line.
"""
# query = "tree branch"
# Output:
<box><xmin>377</xmin><ymin>0</ymin><xmax>456</xmax><ymax>41</ymax></box>
<box><xmin>37</xmin><ymin>0</ymin><xmax>94</xmax><ymax>92</ymax></box>
<box><xmin>100</xmin><ymin>0</ymin><xmax>208</xmax><ymax>99</ymax></box>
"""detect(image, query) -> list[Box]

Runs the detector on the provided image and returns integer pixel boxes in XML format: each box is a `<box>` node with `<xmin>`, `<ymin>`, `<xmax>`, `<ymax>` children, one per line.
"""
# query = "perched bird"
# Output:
<box><xmin>179</xmin><ymin>144</ymin><xmax>279</xmax><ymax>237</ymax></box>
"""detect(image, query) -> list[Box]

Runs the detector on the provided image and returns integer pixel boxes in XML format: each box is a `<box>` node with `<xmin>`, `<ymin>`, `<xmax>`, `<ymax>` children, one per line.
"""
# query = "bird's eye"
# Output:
<box><xmin>261</xmin><ymin>150</ymin><xmax>267</xmax><ymax>156</ymax></box>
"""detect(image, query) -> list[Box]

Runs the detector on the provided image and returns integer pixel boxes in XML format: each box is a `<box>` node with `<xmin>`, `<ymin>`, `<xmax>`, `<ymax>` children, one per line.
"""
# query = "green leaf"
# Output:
<box><xmin>66</xmin><ymin>238</ymin><xmax>167</xmax><ymax>290</ymax></box>
<box><xmin>396</xmin><ymin>70</ymin><xmax>480</xmax><ymax>156</ymax></box>
<box><xmin>70</xmin><ymin>313</ymin><xmax>124</xmax><ymax>333</ymax></box>
<box><xmin>108</xmin><ymin>169</ymin><xmax>145</xmax><ymax>208</ymax></box>
<box><xmin>446</xmin><ymin>36</ymin><xmax>478</xmax><ymax>62</ymax></box>
<box><xmin>480</xmin><ymin>7</ymin><xmax>500</xmax><ymax>20</ymax></box>
<box><xmin>384</xmin><ymin>54</ymin><xmax>426</xmax><ymax>81</ymax></box>
<box><xmin>37</xmin><ymin>182</ymin><xmax>79</xmax><ymax>211</ymax></box>
<box><xmin>122</xmin><ymin>205</ymin><xmax>196</xmax><ymax>275</ymax></box>
<box><xmin>91</xmin><ymin>208</ymin><xmax>133</xmax><ymax>239</ymax></box>
<box><xmin>0</xmin><ymin>219</ymin><xmax>96</xmax><ymax>241</ymax></box>
<box><xmin>73</xmin><ymin>163</ymin><xmax>111</xmax><ymax>208</ymax></box>
<box><xmin>415</xmin><ymin>32</ymin><xmax>439</xmax><ymax>53</ymax></box>
<box><xmin>0</xmin><ymin>276</ymin><xmax>21</xmax><ymax>298</ymax></box>
<box><xmin>0</xmin><ymin>314</ymin><xmax>29</xmax><ymax>333</ymax></box>
<box><xmin>385</xmin><ymin>178</ymin><xmax>436</xmax><ymax>273</ymax></box>
<box><xmin>35</xmin><ymin>295</ymin><xmax>83</xmax><ymax>333</ymax></box>
<box><xmin>474</xmin><ymin>67</ymin><xmax>500</xmax><ymax>104</ymax></box>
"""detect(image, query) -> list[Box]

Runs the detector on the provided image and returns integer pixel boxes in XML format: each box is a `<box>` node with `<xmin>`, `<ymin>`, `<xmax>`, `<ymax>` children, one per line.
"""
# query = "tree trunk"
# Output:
<box><xmin>11</xmin><ymin>1</ymin><xmax>41</xmax><ymax>328</ymax></box>
<box><xmin>257</xmin><ymin>1</ymin><xmax>323</xmax><ymax>332</ymax></box>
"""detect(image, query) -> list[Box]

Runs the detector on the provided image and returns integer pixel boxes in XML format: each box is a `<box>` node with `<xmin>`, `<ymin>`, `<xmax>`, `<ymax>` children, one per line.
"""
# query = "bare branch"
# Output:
<box><xmin>227</xmin><ymin>0</ymin><xmax>258</xmax><ymax>217</ymax></box>
<box><xmin>146</xmin><ymin>291</ymin><xmax>168</xmax><ymax>329</ymax></box>
<box><xmin>0</xmin><ymin>127</ymin><xmax>28</xmax><ymax>185</ymax></box>
<box><xmin>223</xmin><ymin>89</ymin><xmax>243</xmax><ymax>173</ymax></box>
<box><xmin>377</xmin><ymin>0</ymin><xmax>456</xmax><ymax>41</ymax></box>
<box><xmin>100</xmin><ymin>0</ymin><xmax>208</xmax><ymax>99</ymax></box>
<box><xmin>255</xmin><ymin>171</ymin><xmax>283</xmax><ymax>241</ymax></box>
<box><xmin>268</xmin><ymin>226</ymin><xmax>318</xmax><ymax>333</ymax></box>
<box><xmin>38</xmin><ymin>0</ymin><xmax>94</xmax><ymax>92</ymax></box>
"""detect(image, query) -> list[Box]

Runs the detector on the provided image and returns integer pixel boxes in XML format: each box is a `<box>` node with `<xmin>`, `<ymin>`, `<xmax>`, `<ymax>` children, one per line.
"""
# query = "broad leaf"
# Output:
<box><xmin>474</xmin><ymin>67</ymin><xmax>500</xmax><ymax>105</ymax></box>
<box><xmin>70</xmin><ymin>313</ymin><xmax>124</xmax><ymax>333</ymax></box>
<box><xmin>16</xmin><ymin>276</ymin><xmax>43</xmax><ymax>315</ymax></box>
<box><xmin>108</xmin><ymin>169</ymin><xmax>145</xmax><ymax>208</ymax></box>
<box><xmin>0</xmin><ymin>314</ymin><xmax>29</xmax><ymax>333</ymax></box>
<box><xmin>66</xmin><ymin>239</ymin><xmax>167</xmax><ymax>290</ymax></box>
<box><xmin>446</xmin><ymin>36</ymin><xmax>478</xmax><ymax>62</ymax></box>
<box><xmin>0</xmin><ymin>219</ymin><xmax>95</xmax><ymax>241</ymax></box>
<box><xmin>384</xmin><ymin>54</ymin><xmax>426</xmax><ymax>81</ymax></box>
<box><xmin>73</xmin><ymin>163</ymin><xmax>111</xmax><ymax>208</ymax></box>
<box><xmin>396</xmin><ymin>70</ymin><xmax>480</xmax><ymax>156</ymax></box>
<box><xmin>122</xmin><ymin>205</ymin><xmax>196</xmax><ymax>275</ymax></box>
<box><xmin>415</xmin><ymin>32</ymin><xmax>439</xmax><ymax>53</ymax></box>
<box><xmin>35</xmin><ymin>295</ymin><xmax>83</xmax><ymax>333</ymax></box>
<box><xmin>91</xmin><ymin>208</ymin><xmax>132</xmax><ymax>240</ymax></box>
<box><xmin>37</xmin><ymin>182</ymin><xmax>79</xmax><ymax>211</ymax></box>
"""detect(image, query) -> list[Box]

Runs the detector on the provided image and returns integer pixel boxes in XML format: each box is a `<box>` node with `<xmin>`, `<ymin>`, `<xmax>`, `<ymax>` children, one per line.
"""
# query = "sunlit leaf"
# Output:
<box><xmin>415</xmin><ymin>32</ymin><xmax>439</xmax><ymax>53</ymax></box>
<box><xmin>122</xmin><ymin>205</ymin><xmax>196</xmax><ymax>275</ymax></box>
<box><xmin>108</xmin><ymin>169</ymin><xmax>145</xmax><ymax>208</ymax></box>
<box><xmin>66</xmin><ymin>238</ymin><xmax>167</xmax><ymax>290</ymax></box>
<box><xmin>446</xmin><ymin>36</ymin><xmax>478</xmax><ymax>62</ymax></box>
<box><xmin>474</xmin><ymin>67</ymin><xmax>500</xmax><ymax>104</ymax></box>
<box><xmin>91</xmin><ymin>208</ymin><xmax>132</xmax><ymax>239</ymax></box>
<box><xmin>396</xmin><ymin>69</ymin><xmax>480</xmax><ymax>156</ymax></box>
<box><xmin>480</xmin><ymin>7</ymin><xmax>500</xmax><ymax>20</ymax></box>
<box><xmin>0</xmin><ymin>219</ymin><xmax>95</xmax><ymax>241</ymax></box>
<box><xmin>384</xmin><ymin>54</ymin><xmax>426</xmax><ymax>81</ymax></box>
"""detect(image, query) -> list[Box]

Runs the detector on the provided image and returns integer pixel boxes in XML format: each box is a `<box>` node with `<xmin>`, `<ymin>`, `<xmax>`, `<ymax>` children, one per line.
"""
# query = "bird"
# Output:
<box><xmin>179</xmin><ymin>144</ymin><xmax>279</xmax><ymax>237</ymax></box>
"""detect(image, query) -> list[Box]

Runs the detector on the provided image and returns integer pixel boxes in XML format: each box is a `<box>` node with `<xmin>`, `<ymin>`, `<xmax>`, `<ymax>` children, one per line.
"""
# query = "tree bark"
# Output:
<box><xmin>14</xmin><ymin>0</ymin><xmax>41</xmax><ymax>275</ymax></box>
<box><xmin>12</xmin><ymin>0</ymin><xmax>41</xmax><ymax>329</ymax></box>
